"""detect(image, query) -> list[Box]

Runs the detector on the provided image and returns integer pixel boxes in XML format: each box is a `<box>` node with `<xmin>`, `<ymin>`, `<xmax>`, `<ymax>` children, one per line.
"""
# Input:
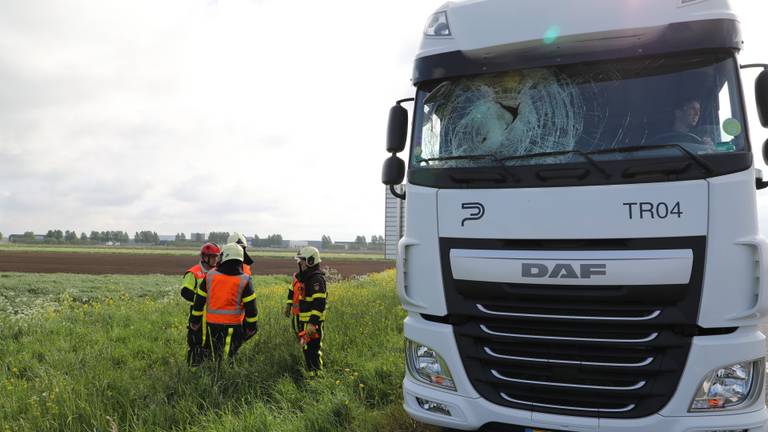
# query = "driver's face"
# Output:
<box><xmin>680</xmin><ymin>101</ymin><xmax>701</xmax><ymax>128</ymax></box>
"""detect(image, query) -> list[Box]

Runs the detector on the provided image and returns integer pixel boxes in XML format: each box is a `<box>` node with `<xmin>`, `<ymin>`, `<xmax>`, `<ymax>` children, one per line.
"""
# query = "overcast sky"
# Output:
<box><xmin>0</xmin><ymin>1</ymin><xmax>767</xmax><ymax>240</ymax></box>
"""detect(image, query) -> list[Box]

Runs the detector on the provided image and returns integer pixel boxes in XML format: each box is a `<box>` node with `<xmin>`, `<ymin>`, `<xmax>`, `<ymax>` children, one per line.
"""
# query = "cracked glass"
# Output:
<box><xmin>412</xmin><ymin>52</ymin><xmax>746</xmax><ymax>168</ymax></box>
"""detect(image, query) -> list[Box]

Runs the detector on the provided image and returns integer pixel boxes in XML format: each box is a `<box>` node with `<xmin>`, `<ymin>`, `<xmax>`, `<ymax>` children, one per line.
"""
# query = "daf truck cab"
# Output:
<box><xmin>382</xmin><ymin>1</ymin><xmax>768</xmax><ymax>431</ymax></box>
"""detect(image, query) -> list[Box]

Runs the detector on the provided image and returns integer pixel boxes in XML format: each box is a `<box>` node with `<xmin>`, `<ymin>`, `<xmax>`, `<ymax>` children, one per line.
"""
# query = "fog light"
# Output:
<box><xmin>416</xmin><ymin>397</ymin><xmax>452</xmax><ymax>416</ymax></box>
<box><xmin>690</xmin><ymin>358</ymin><xmax>763</xmax><ymax>412</ymax></box>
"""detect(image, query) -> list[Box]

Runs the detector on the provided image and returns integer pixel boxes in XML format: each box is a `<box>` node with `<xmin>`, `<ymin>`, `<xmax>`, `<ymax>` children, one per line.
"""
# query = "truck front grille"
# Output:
<box><xmin>439</xmin><ymin>237</ymin><xmax>706</xmax><ymax>419</ymax></box>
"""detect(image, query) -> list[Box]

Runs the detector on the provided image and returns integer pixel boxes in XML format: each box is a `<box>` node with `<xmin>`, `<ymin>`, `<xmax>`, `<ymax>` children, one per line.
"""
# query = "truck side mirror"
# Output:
<box><xmin>763</xmin><ymin>137</ymin><xmax>768</xmax><ymax>165</ymax></box>
<box><xmin>755</xmin><ymin>70</ymin><xmax>768</xmax><ymax>127</ymax></box>
<box><xmin>387</xmin><ymin>104</ymin><xmax>409</xmax><ymax>153</ymax></box>
<box><xmin>382</xmin><ymin>155</ymin><xmax>405</xmax><ymax>185</ymax></box>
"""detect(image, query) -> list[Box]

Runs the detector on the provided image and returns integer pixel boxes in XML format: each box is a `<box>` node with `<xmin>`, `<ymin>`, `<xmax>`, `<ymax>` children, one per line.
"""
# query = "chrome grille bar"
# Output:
<box><xmin>477</xmin><ymin>304</ymin><xmax>662</xmax><ymax>321</ymax></box>
<box><xmin>480</xmin><ymin>325</ymin><xmax>659</xmax><ymax>343</ymax></box>
<box><xmin>491</xmin><ymin>370</ymin><xmax>646</xmax><ymax>390</ymax></box>
<box><xmin>500</xmin><ymin>393</ymin><xmax>637</xmax><ymax>413</ymax></box>
<box><xmin>484</xmin><ymin>347</ymin><xmax>654</xmax><ymax>368</ymax></box>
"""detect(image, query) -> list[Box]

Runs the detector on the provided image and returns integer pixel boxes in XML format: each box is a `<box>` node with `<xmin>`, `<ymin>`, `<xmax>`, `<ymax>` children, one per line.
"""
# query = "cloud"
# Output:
<box><xmin>6</xmin><ymin>0</ymin><xmax>764</xmax><ymax>242</ymax></box>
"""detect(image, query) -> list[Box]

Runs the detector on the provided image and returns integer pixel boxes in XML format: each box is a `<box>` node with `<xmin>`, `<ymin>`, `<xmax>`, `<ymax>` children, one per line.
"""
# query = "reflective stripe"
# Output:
<box><xmin>191</xmin><ymin>310</ymin><xmax>204</xmax><ymax>316</ymax></box>
<box><xmin>201</xmin><ymin>313</ymin><xmax>207</xmax><ymax>344</ymax></box>
<box><xmin>224</xmin><ymin>328</ymin><xmax>233</xmax><ymax>356</ymax></box>
<box><xmin>242</xmin><ymin>293</ymin><xmax>257</xmax><ymax>303</ymax></box>
<box><xmin>305</xmin><ymin>293</ymin><xmax>327</xmax><ymax>301</ymax></box>
<box><xmin>245</xmin><ymin>316</ymin><xmax>258</xmax><ymax>323</ymax></box>
<box><xmin>206</xmin><ymin>309</ymin><xmax>243</xmax><ymax>315</ymax></box>
<box><xmin>236</xmin><ymin>274</ymin><xmax>250</xmax><ymax>304</ymax></box>
<box><xmin>285</xmin><ymin>299</ymin><xmax>294</xmax><ymax>304</ymax></box>
<box><xmin>298</xmin><ymin>310</ymin><xmax>325</xmax><ymax>321</ymax></box>
<box><xmin>195</xmin><ymin>289</ymin><xmax>207</xmax><ymax>298</ymax></box>
<box><xmin>204</xmin><ymin>270</ymin><xmax>219</xmax><ymax>312</ymax></box>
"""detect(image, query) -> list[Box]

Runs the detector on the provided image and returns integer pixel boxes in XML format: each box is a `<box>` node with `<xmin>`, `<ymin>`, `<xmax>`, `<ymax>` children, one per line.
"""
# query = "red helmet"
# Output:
<box><xmin>200</xmin><ymin>242</ymin><xmax>221</xmax><ymax>257</ymax></box>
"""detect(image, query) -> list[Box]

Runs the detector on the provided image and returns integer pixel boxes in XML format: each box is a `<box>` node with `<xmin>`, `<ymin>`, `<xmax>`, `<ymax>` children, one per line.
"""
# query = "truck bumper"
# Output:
<box><xmin>404</xmin><ymin>376</ymin><xmax>768</xmax><ymax>431</ymax></box>
<box><xmin>403</xmin><ymin>316</ymin><xmax>768</xmax><ymax>431</ymax></box>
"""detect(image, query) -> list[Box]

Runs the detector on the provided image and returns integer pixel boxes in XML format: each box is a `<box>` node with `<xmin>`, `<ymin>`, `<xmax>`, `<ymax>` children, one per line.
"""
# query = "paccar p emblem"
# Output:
<box><xmin>461</xmin><ymin>202</ymin><xmax>485</xmax><ymax>226</ymax></box>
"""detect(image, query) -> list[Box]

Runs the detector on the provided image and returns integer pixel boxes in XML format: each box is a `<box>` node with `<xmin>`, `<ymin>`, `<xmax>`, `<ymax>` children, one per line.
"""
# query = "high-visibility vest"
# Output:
<box><xmin>186</xmin><ymin>263</ymin><xmax>213</xmax><ymax>343</ymax></box>
<box><xmin>186</xmin><ymin>263</ymin><xmax>207</xmax><ymax>284</ymax></box>
<box><xmin>205</xmin><ymin>270</ymin><xmax>251</xmax><ymax>325</ymax></box>
<box><xmin>291</xmin><ymin>276</ymin><xmax>304</xmax><ymax>316</ymax></box>
<box><xmin>243</xmin><ymin>263</ymin><xmax>252</xmax><ymax>276</ymax></box>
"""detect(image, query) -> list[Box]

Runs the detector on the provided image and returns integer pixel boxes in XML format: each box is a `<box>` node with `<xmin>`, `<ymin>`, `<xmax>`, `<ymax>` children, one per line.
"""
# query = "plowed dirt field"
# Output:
<box><xmin>0</xmin><ymin>251</ymin><xmax>393</xmax><ymax>278</ymax></box>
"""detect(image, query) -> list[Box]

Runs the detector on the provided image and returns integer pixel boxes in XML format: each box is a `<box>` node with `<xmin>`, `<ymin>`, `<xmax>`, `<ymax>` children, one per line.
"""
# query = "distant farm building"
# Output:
<box><xmin>384</xmin><ymin>185</ymin><xmax>405</xmax><ymax>260</ymax></box>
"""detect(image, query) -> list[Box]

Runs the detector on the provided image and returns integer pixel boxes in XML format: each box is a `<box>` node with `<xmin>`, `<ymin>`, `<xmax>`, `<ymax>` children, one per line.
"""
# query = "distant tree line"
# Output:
<box><xmin>134</xmin><ymin>231</ymin><xmax>160</xmax><ymax>244</ymax></box>
<box><xmin>7</xmin><ymin>230</ymin><xmax>153</xmax><ymax>244</ymax></box>
<box><xmin>4</xmin><ymin>229</ymin><xmax>387</xmax><ymax>251</ymax></box>
<box><xmin>318</xmin><ymin>234</ymin><xmax>385</xmax><ymax>251</ymax></box>
<box><xmin>252</xmin><ymin>234</ymin><xmax>284</xmax><ymax>247</ymax></box>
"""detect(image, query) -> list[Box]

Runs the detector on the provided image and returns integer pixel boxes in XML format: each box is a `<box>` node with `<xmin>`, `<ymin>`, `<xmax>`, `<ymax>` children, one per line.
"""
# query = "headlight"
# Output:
<box><xmin>406</xmin><ymin>339</ymin><xmax>456</xmax><ymax>391</ymax></box>
<box><xmin>423</xmin><ymin>11</ymin><xmax>451</xmax><ymax>37</ymax></box>
<box><xmin>689</xmin><ymin>358</ymin><xmax>764</xmax><ymax>411</ymax></box>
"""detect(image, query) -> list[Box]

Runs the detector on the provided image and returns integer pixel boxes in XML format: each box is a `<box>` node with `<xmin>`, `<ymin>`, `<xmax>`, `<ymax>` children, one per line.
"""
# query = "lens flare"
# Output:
<box><xmin>543</xmin><ymin>25</ymin><xmax>560</xmax><ymax>44</ymax></box>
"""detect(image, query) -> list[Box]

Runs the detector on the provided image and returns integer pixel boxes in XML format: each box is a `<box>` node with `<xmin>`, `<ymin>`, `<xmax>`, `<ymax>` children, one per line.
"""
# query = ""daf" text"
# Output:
<box><xmin>522</xmin><ymin>263</ymin><xmax>607</xmax><ymax>279</ymax></box>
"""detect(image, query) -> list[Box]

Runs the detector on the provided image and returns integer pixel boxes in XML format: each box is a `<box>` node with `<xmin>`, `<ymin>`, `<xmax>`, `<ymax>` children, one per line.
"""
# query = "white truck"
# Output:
<box><xmin>382</xmin><ymin>1</ymin><xmax>768</xmax><ymax>431</ymax></box>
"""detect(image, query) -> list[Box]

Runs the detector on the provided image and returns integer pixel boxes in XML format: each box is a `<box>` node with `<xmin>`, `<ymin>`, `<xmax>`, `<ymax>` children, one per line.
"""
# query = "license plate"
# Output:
<box><xmin>524</xmin><ymin>429</ymin><xmax>572</xmax><ymax>432</ymax></box>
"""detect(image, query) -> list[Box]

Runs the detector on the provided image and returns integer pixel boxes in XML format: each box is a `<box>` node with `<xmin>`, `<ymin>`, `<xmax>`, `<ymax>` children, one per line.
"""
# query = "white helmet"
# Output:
<box><xmin>295</xmin><ymin>246</ymin><xmax>321</xmax><ymax>266</ymax></box>
<box><xmin>227</xmin><ymin>232</ymin><xmax>247</xmax><ymax>246</ymax></box>
<box><xmin>221</xmin><ymin>242</ymin><xmax>244</xmax><ymax>263</ymax></box>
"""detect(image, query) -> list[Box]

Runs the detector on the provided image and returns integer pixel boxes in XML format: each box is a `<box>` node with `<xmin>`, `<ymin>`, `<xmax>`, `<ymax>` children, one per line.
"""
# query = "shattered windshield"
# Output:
<box><xmin>412</xmin><ymin>52</ymin><xmax>747</xmax><ymax>168</ymax></box>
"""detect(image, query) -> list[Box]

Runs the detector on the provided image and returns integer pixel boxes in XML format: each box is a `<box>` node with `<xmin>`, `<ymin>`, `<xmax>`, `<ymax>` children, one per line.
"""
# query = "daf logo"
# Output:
<box><xmin>461</xmin><ymin>202</ymin><xmax>485</xmax><ymax>226</ymax></box>
<box><xmin>522</xmin><ymin>263</ymin><xmax>607</xmax><ymax>279</ymax></box>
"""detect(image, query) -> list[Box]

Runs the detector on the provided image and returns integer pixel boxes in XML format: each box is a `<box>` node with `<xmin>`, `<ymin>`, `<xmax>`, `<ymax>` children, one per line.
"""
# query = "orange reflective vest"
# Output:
<box><xmin>187</xmin><ymin>263</ymin><xmax>207</xmax><ymax>282</ymax></box>
<box><xmin>243</xmin><ymin>263</ymin><xmax>252</xmax><ymax>276</ymax></box>
<box><xmin>205</xmin><ymin>270</ymin><xmax>251</xmax><ymax>325</ymax></box>
<box><xmin>291</xmin><ymin>276</ymin><xmax>304</xmax><ymax>316</ymax></box>
<box><xmin>186</xmin><ymin>263</ymin><xmax>213</xmax><ymax>343</ymax></box>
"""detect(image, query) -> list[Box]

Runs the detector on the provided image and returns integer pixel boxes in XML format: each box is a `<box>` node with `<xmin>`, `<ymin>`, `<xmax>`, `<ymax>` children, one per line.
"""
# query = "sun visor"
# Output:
<box><xmin>413</xmin><ymin>19</ymin><xmax>741</xmax><ymax>84</ymax></box>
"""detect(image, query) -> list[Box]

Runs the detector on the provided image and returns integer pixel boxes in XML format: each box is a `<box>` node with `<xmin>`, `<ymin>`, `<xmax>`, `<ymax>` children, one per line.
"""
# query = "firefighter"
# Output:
<box><xmin>180</xmin><ymin>242</ymin><xmax>220</xmax><ymax>366</ymax></box>
<box><xmin>283</xmin><ymin>246</ymin><xmax>327</xmax><ymax>375</ymax></box>
<box><xmin>227</xmin><ymin>232</ymin><xmax>254</xmax><ymax>277</ymax></box>
<box><xmin>189</xmin><ymin>243</ymin><xmax>258</xmax><ymax>363</ymax></box>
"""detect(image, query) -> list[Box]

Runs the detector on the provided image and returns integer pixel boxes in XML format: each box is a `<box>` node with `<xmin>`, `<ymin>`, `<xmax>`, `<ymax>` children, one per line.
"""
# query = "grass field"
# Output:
<box><xmin>0</xmin><ymin>270</ymin><xmax>437</xmax><ymax>432</ymax></box>
<box><xmin>0</xmin><ymin>243</ymin><xmax>388</xmax><ymax>261</ymax></box>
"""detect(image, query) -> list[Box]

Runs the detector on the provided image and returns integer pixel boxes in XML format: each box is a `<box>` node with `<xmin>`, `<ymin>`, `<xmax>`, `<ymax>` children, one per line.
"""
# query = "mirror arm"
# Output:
<box><xmin>741</xmin><ymin>64</ymin><xmax>768</xmax><ymax>70</ymax></box>
<box><xmin>390</xmin><ymin>184</ymin><xmax>406</xmax><ymax>200</ymax></box>
<box><xmin>396</xmin><ymin>97</ymin><xmax>415</xmax><ymax>107</ymax></box>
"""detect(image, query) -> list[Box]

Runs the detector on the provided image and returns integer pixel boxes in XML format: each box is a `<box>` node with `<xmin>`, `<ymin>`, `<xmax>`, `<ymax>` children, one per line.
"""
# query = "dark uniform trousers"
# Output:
<box><xmin>206</xmin><ymin>323</ymin><xmax>246</xmax><ymax>361</ymax></box>
<box><xmin>292</xmin><ymin>316</ymin><xmax>323</xmax><ymax>373</ymax></box>
<box><xmin>187</xmin><ymin>324</ymin><xmax>208</xmax><ymax>366</ymax></box>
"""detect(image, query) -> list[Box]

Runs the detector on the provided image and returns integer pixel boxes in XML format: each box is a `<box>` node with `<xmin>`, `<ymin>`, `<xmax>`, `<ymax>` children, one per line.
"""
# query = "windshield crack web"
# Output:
<box><xmin>422</xmin><ymin>69</ymin><xmax>588</xmax><ymax>166</ymax></box>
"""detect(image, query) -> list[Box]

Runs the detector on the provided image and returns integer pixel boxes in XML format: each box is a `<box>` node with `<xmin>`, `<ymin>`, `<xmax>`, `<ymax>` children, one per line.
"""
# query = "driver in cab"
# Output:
<box><xmin>671</xmin><ymin>97</ymin><xmax>714</xmax><ymax>148</ymax></box>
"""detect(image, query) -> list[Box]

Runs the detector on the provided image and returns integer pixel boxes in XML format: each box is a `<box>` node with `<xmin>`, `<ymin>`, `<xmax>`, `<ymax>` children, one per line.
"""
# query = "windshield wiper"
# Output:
<box><xmin>586</xmin><ymin>144</ymin><xmax>714</xmax><ymax>175</ymax></box>
<box><xmin>416</xmin><ymin>153</ymin><xmax>520</xmax><ymax>183</ymax></box>
<box><xmin>499</xmin><ymin>150</ymin><xmax>611</xmax><ymax>179</ymax></box>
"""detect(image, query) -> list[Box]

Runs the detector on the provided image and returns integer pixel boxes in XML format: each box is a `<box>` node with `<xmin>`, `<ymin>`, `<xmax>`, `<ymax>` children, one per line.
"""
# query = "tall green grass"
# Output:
<box><xmin>0</xmin><ymin>271</ymin><xmax>436</xmax><ymax>432</ymax></box>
